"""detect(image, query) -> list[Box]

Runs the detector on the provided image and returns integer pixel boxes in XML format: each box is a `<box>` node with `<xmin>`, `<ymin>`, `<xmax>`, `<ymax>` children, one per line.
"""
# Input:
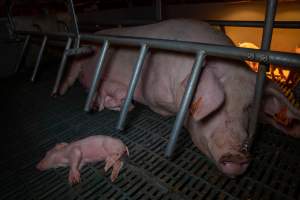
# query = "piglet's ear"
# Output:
<box><xmin>180</xmin><ymin>67</ymin><xmax>225</xmax><ymax>121</ymax></box>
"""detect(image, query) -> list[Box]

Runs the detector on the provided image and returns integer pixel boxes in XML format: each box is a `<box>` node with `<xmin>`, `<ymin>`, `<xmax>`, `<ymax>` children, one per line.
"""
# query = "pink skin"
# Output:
<box><xmin>36</xmin><ymin>135</ymin><xmax>129</xmax><ymax>184</ymax></box>
<box><xmin>59</xmin><ymin>19</ymin><xmax>300</xmax><ymax>177</ymax></box>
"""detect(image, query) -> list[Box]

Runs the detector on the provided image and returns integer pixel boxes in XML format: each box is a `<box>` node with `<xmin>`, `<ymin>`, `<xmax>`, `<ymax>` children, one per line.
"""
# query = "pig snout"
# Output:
<box><xmin>36</xmin><ymin>160</ymin><xmax>47</xmax><ymax>171</ymax></box>
<box><xmin>218</xmin><ymin>153</ymin><xmax>250</xmax><ymax>177</ymax></box>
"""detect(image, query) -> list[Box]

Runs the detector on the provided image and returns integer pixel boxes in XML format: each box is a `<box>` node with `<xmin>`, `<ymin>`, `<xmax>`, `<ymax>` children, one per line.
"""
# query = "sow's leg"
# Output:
<box><xmin>95</xmin><ymin>80</ymin><xmax>135</xmax><ymax>112</ymax></box>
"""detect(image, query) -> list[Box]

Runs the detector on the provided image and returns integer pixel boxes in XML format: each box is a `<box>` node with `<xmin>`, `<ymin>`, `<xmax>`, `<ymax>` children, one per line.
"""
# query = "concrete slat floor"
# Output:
<box><xmin>1</xmin><ymin>67</ymin><xmax>300</xmax><ymax>200</ymax></box>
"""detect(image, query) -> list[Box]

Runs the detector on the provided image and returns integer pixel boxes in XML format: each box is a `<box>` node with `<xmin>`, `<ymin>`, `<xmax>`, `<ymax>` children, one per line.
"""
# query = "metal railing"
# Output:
<box><xmin>11</xmin><ymin>0</ymin><xmax>300</xmax><ymax>158</ymax></box>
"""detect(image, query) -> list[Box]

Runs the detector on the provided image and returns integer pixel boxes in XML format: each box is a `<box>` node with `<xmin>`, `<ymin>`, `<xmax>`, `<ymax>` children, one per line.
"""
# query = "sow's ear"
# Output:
<box><xmin>261</xmin><ymin>82</ymin><xmax>300</xmax><ymax>138</ymax></box>
<box><xmin>180</xmin><ymin>67</ymin><xmax>225</xmax><ymax>121</ymax></box>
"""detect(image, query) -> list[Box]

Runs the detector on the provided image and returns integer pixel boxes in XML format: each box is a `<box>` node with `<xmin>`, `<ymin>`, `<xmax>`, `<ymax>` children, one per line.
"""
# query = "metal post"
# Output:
<box><xmin>52</xmin><ymin>37</ymin><xmax>73</xmax><ymax>96</ymax></box>
<box><xmin>155</xmin><ymin>0</ymin><xmax>162</xmax><ymax>21</ymax></box>
<box><xmin>84</xmin><ymin>40</ymin><xmax>110</xmax><ymax>112</ymax></box>
<box><xmin>5</xmin><ymin>0</ymin><xmax>15</xmax><ymax>38</ymax></box>
<box><xmin>31</xmin><ymin>35</ymin><xmax>47</xmax><ymax>82</ymax></box>
<box><xmin>247</xmin><ymin>0</ymin><xmax>277</xmax><ymax>150</ymax></box>
<box><xmin>67</xmin><ymin>0</ymin><xmax>80</xmax><ymax>48</ymax></box>
<box><xmin>15</xmin><ymin>34</ymin><xmax>30</xmax><ymax>73</ymax></box>
<box><xmin>117</xmin><ymin>44</ymin><xmax>148</xmax><ymax>130</ymax></box>
<box><xmin>165</xmin><ymin>51</ymin><xmax>206</xmax><ymax>157</ymax></box>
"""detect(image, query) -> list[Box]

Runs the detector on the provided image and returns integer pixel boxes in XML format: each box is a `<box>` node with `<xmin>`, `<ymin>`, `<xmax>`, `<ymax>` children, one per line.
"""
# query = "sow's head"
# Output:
<box><xmin>181</xmin><ymin>59</ymin><xmax>300</xmax><ymax>178</ymax></box>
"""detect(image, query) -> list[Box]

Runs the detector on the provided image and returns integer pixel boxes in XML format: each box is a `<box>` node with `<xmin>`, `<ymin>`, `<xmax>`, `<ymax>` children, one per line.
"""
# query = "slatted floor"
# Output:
<box><xmin>1</xmin><ymin>67</ymin><xmax>300</xmax><ymax>200</ymax></box>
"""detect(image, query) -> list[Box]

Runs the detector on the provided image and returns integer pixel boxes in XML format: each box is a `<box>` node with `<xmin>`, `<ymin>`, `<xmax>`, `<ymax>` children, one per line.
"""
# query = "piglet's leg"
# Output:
<box><xmin>104</xmin><ymin>154</ymin><xmax>121</xmax><ymax>172</ymax></box>
<box><xmin>104</xmin><ymin>158</ymin><xmax>115</xmax><ymax>172</ymax></box>
<box><xmin>111</xmin><ymin>160</ymin><xmax>123</xmax><ymax>182</ymax></box>
<box><xmin>68</xmin><ymin>147</ymin><xmax>82</xmax><ymax>185</ymax></box>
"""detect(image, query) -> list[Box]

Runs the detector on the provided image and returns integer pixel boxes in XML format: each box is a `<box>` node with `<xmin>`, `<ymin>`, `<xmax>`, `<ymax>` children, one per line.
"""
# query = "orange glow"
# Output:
<box><xmin>239</xmin><ymin>42</ymin><xmax>300</xmax><ymax>87</ymax></box>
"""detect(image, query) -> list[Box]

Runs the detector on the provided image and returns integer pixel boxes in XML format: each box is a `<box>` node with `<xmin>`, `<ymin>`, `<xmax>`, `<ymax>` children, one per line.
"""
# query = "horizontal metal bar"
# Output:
<box><xmin>165</xmin><ymin>51</ymin><xmax>206</xmax><ymax>157</ymax></box>
<box><xmin>15</xmin><ymin>30</ymin><xmax>300</xmax><ymax>69</ymax></box>
<box><xmin>78</xmin><ymin>19</ymin><xmax>157</xmax><ymax>28</ymax></box>
<box><xmin>65</xmin><ymin>46</ymin><xmax>96</xmax><ymax>56</ymax></box>
<box><xmin>81</xmin><ymin>34</ymin><xmax>300</xmax><ymax>69</ymax></box>
<box><xmin>16</xmin><ymin>30</ymin><xmax>75</xmax><ymax>39</ymax></box>
<box><xmin>206</xmin><ymin>20</ymin><xmax>300</xmax><ymax>29</ymax></box>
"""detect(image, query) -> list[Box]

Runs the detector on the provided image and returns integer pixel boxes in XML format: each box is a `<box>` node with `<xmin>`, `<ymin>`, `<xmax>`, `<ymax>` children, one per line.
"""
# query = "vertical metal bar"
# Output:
<box><xmin>84</xmin><ymin>40</ymin><xmax>109</xmax><ymax>112</ymax></box>
<box><xmin>165</xmin><ymin>51</ymin><xmax>206</xmax><ymax>157</ymax></box>
<box><xmin>67</xmin><ymin>0</ymin><xmax>80</xmax><ymax>48</ymax></box>
<box><xmin>247</xmin><ymin>0</ymin><xmax>277</xmax><ymax>150</ymax></box>
<box><xmin>117</xmin><ymin>44</ymin><xmax>148</xmax><ymax>130</ymax></box>
<box><xmin>52</xmin><ymin>37</ymin><xmax>73</xmax><ymax>96</ymax></box>
<box><xmin>155</xmin><ymin>0</ymin><xmax>162</xmax><ymax>21</ymax></box>
<box><xmin>5</xmin><ymin>0</ymin><xmax>15</xmax><ymax>38</ymax></box>
<box><xmin>31</xmin><ymin>35</ymin><xmax>47</xmax><ymax>82</ymax></box>
<box><xmin>15</xmin><ymin>34</ymin><xmax>30</xmax><ymax>73</ymax></box>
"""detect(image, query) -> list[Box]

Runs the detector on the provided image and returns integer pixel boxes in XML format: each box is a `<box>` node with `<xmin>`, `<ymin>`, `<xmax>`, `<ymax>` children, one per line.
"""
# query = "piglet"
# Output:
<box><xmin>36</xmin><ymin>135</ymin><xmax>129</xmax><ymax>184</ymax></box>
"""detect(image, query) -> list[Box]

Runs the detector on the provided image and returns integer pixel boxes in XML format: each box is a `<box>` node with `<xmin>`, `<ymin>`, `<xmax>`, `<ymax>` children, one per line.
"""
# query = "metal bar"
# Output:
<box><xmin>247</xmin><ymin>0</ymin><xmax>277</xmax><ymax>151</ymax></box>
<box><xmin>155</xmin><ymin>0</ymin><xmax>162</xmax><ymax>21</ymax></box>
<box><xmin>206</xmin><ymin>20</ymin><xmax>300</xmax><ymax>29</ymax></box>
<box><xmin>52</xmin><ymin>37</ymin><xmax>73</xmax><ymax>96</ymax></box>
<box><xmin>81</xmin><ymin>34</ymin><xmax>300</xmax><ymax>69</ymax></box>
<box><xmin>116</xmin><ymin>44</ymin><xmax>149</xmax><ymax>130</ymax></box>
<box><xmin>67</xmin><ymin>0</ymin><xmax>80</xmax><ymax>48</ymax></box>
<box><xmin>65</xmin><ymin>46</ymin><xmax>95</xmax><ymax>56</ymax></box>
<box><xmin>78</xmin><ymin>19</ymin><xmax>157</xmax><ymax>27</ymax></box>
<box><xmin>31</xmin><ymin>35</ymin><xmax>47</xmax><ymax>82</ymax></box>
<box><xmin>14</xmin><ymin>30</ymin><xmax>300</xmax><ymax>68</ymax></box>
<box><xmin>5</xmin><ymin>0</ymin><xmax>15</xmax><ymax>37</ymax></box>
<box><xmin>84</xmin><ymin>40</ymin><xmax>110</xmax><ymax>112</ymax></box>
<box><xmin>15</xmin><ymin>34</ymin><xmax>30</xmax><ymax>73</ymax></box>
<box><xmin>16</xmin><ymin>30</ymin><xmax>74</xmax><ymax>39</ymax></box>
<box><xmin>165</xmin><ymin>51</ymin><xmax>206</xmax><ymax>157</ymax></box>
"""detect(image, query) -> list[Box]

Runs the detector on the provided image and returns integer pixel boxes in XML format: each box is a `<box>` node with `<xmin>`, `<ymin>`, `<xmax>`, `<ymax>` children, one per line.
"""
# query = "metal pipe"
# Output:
<box><xmin>31</xmin><ymin>35</ymin><xmax>48</xmax><ymax>82</ymax></box>
<box><xmin>14</xmin><ymin>30</ymin><xmax>300</xmax><ymax>68</ymax></box>
<box><xmin>206</xmin><ymin>20</ymin><xmax>300</xmax><ymax>29</ymax></box>
<box><xmin>84</xmin><ymin>40</ymin><xmax>110</xmax><ymax>112</ymax></box>
<box><xmin>52</xmin><ymin>37</ymin><xmax>73</xmax><ymax>96</ymax></box>
<box><xmin>15</xmin><ymin>34</ymin><xmax>30</xmax><ymax>73</ymax></box>
<box><xmin>67</xmin><ymin>0</ymin><xmax>80</xmax><ymax>48</ymax></box>
<box><xmin>116</xmin><ymin>44</ymin><xmax>149</xmax><ymax>130</ymax></box>
<box><xmin>81</xmin><ymin>34</ymin><xmax>300</xmax><ymax>69</ymax></box>
<box><xmin>247</xmin><ymin>0</ymin><xmax>277</xmax><ymax>151</ymax></box>
<box><xmin>165</xmin><ymin>51</ymin><xmax>206</xmax><ymax>157</ymax></box>
<box><xmin>155</xmin><ymin>0</ymin><xmax>162</xmax><ymax>21</ymax></box>
<box><xmin>5</xmin><ymin>0</ymin><xmax>15</xmax><ymax>37</ymax></box>
<box><xmin>16</xmin><ymin>30</ymin><xmax>74</xmax><ymax>39</ymax></box>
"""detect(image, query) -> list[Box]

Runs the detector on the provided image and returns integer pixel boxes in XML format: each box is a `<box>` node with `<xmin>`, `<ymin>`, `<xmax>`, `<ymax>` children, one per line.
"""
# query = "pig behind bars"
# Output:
<box><xmin>59</xmin><ymin>19</ymin><xmax>300</xmax><ymax>177</ymax></box>
<box><xmin>36</xmin><ymin>135</ymin><xmax>129</xmax><ymax>184</ymax></box>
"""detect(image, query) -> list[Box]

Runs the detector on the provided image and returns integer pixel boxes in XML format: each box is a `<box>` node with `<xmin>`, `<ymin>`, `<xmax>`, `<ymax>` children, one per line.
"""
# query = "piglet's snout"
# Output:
<box><xmin>36</xmin><ymin>161</ymin><xmax>46</xmax><ymax>171</ymax></box>
<box><xmin>218</xmin><ymin>153</ymin><xmax>251</xmax><ymax>177</ymax></box>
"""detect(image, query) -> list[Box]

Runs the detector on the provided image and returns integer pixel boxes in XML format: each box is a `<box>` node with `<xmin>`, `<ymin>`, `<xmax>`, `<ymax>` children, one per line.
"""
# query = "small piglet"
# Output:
<box><xmin>36</xmin><ymin>135</ymin><xmax>129</xmax><ymax>184</ymax></box>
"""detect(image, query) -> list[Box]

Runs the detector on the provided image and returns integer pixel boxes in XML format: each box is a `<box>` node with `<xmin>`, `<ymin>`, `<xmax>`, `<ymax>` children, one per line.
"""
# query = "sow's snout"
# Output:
<box><xmin>218</xmin><ymin>152</ymin><xmax>251</xmax><ymax>177</ymax></box>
